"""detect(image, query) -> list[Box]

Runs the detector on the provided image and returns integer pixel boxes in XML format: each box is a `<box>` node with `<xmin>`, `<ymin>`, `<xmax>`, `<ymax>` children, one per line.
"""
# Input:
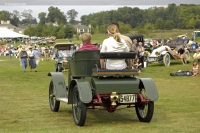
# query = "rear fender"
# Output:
<box><xmin>139</xmin><ymin>78</ymin><xmax>159</xmax><ymax>101</ymax></box>
<box><xmin>68</xmin><ymin>79</ymin><xmax>92</xmax><ymax>104</ymax></box>
<box><xmin>47</xmin><ymin>72</ymin><xmax>67</xmax><ymax>99</ymax></box>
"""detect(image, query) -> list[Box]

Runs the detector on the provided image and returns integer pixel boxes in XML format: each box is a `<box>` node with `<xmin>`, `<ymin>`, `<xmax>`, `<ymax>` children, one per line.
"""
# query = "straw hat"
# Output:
<box><xmin>28</xmin><ymin>46</ymin><xmax>33</xmax><ymax>49</ymax></box>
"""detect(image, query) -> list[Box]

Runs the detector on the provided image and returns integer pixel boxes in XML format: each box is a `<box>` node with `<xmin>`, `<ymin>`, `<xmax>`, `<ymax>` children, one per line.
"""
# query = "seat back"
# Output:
<box><xmin>69</xmin><ymin>50</ymin><xmax>100</xmax><ymax>76</ymax></box>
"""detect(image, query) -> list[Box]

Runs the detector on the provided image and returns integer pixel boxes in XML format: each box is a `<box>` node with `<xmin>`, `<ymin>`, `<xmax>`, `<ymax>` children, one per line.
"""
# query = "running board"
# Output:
<box><xmin>57</xmin><ymin>98</ymin><xmax>68</xmax><ymax>103</ymax></box>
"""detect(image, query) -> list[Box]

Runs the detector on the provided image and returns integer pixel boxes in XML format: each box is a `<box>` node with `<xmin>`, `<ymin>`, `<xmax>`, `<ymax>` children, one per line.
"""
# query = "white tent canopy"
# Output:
<box><xmin>0</xmin><ymin>28</ymin><xmax>29</xmax><ymax>38</ymax></box>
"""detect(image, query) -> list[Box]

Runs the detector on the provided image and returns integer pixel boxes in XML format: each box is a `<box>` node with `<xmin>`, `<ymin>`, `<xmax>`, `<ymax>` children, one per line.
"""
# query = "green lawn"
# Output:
<box><xmin>0</xmin><ymin>54</ymin><xmax>200</xmax><ymax>133</ymax></box>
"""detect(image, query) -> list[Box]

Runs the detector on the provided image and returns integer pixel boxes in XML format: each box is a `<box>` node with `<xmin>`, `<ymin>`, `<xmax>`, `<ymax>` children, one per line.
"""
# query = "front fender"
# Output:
<box><xmin>68</xmin><ymin>79</ymin><xmax>92</xmax><ymax>104</ymax></box>
<box><xmin>47</xmin><ymin>72</ymin><xmax>67</xmax><ymax>99</ymax></box>
<box><xmin>139</xmin><ymin>78</ymin><xmax>159</xmax><ymax>101</ymax></box>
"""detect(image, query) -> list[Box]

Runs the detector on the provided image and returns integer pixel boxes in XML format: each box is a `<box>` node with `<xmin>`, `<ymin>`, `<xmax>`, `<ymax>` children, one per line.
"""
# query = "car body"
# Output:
<box><xmin>147</xmin><ymin>45</ymin><xmax>190</xmax><ymax>66</ymax></box>
<box><xmin>47</xmin><ymin>50</ymin><xmax>159</xmax><ymax>126</ymax></box>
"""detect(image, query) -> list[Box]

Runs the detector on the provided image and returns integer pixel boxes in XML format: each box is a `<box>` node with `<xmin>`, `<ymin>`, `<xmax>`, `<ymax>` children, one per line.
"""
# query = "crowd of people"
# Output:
<box><xmin>17</xmin><ymin>44</ymin><xmax>52</xmax><ymax>72</ymax></box>
<box><xmin>2</xmin><ymin>22</ymin><xmax>198</xmax><ymax>76</ymax></box>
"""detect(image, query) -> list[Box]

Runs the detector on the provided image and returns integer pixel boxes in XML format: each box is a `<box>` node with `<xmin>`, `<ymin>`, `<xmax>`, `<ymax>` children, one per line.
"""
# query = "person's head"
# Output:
<box><xmin>193</xmin><ymin>61</ymin><xmax>197</xmax><ymax>66</ymax></box>
<box><xmin>28</xmin><ymin>46</ymin><xmax>33</xmax><ymax>50</ymax></box>
<box><xmin>139</xmin><ymin>42</ymin><xmax>143</xmax><ymax>47</ymax></box>
<box><xmin>107</xmin><ymin>24</ymin><xmax>121</xmax><ymax>42</ymax></box>
<box><xmin>133</xmin><ymin>39</ymin><xmax>138</xmax><ymax>44</ymax></box>
<box><xmin>81</xmin><ymin>33</ymin><xmax>92</xmax><ymax>44</ymax></box>
<box><xmin>109</xmin><ymin>22</ymin><xmax>120</xmax><ymax>29</ymax></box>
<box><xmin>21</xmin><ymin>47</ymin><xmax>26</xmax><ymax>51</ymax></box>
<box><xmin>182</xmin><ymin>45</ymin><xmax>185</xmax><ymax>49</ymax></box>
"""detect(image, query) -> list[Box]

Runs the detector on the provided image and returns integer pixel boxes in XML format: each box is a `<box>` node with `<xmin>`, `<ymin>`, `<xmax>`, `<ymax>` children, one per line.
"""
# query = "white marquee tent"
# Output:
<box><xmin>0</xmin><ymin>28</ymin><xmax>29</xmax><ymax>38</ymax></box>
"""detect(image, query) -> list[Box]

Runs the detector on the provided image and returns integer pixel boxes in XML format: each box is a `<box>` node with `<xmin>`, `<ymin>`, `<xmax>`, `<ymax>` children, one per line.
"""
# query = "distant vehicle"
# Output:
<box><xmin>53</xmin><ymin>42</ymin><xmax>75</xmax><ymax>72</ymax></box>
<box><xmin>147</xmin><ymin>45</ymin><xmax>190</xmax><ymax>66</ymax></box>
<box><xmin>38</xmin><ymin>40</ymin><xmax>47</xmax><ymax>45</ymax></box>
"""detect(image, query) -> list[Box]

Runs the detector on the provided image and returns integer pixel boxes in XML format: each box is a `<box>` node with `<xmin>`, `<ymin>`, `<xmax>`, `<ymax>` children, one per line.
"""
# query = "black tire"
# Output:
<box><xmin>135</xmin><ymin>89</ymin><xmax>154</xmax><ymax>122</ymax></box>
<box><xmin>163</xmin><ymin>53</ymin><xmax>170</xmax><ymax>66</ymax></box>
<box><xmin>49</xmin><ymin>80</ymin><xmax>60</xmax><ymax>112</ymax></box>
<box><xmin>72</xmin><ymin>85</ymin><xmax>87</xmax><ymax>126</ymax></box>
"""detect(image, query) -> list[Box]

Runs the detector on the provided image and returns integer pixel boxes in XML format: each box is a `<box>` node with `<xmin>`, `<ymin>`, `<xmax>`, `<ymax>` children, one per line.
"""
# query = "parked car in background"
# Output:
<box><xmin>53</xmin><ymin>42</ymin><xmax>75</xmax><ymax>72</ymax></box>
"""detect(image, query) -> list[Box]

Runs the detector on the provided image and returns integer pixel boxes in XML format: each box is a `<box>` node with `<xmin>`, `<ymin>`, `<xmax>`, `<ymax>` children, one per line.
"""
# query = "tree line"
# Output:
<box><xmin>0</xmin><ymin>4</ymin><xmax>200</xmax><ymax>38</ymax></box>
<box><xmin>81</xmin><ymin>4</ymin><xmax>200</xmax><ymax>32</ymax></box>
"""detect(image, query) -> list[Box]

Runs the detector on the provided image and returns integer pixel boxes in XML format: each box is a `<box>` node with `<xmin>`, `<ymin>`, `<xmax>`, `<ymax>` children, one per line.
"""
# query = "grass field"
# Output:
<box><xmin>0</xmin><ymin>53</ymin><xmax>200</xmax><ymax>133</ymax></box>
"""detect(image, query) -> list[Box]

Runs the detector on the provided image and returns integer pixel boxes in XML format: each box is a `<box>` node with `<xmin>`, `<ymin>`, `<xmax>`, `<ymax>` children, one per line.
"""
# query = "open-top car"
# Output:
<box><xmin>53</xmin><ymin>42</ymin><xmax>75</xmax><ymax>72</ymax></box>
<box><xmin>147</xmin><ymin>44</ymin><xmax>190</xmax><ymax>66</ymax></box>
<box><xmin>48</xmin><ymin>50</ymin><xmax>159</xmax><ymax>126</ymax></box>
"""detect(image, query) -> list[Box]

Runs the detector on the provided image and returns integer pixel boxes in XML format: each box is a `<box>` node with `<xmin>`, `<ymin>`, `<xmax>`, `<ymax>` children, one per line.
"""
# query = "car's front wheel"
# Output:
<box><xmin>49</xmin><ymin>80</ymin><xmax>60</xmax><ymax>112</ymax></box>
<box><xmin>72</xmin><ymin>85</ymin><xmax>87</xmax><ymax>126</ymax></box>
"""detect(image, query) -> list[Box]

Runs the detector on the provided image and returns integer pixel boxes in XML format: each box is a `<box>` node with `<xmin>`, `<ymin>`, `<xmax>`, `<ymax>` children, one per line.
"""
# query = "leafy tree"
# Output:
<box><xmin>47</xmin><ymin>6</ymin><xmax>66</xmax><ymax>24</ymax></box>
<box><xmin>64</xmin><ymin>25</ymin><xmax>76</xmax><ymax>38</ymax></box>
<box><xmin>0</xmin><ymin>10</ymin><xmax>11</xmax><ymax>21</ymax></box>
<box><xmin>21</xmin><ymin>9</ymin><xmax>33</xmax><ymax>24</ymax></box>
<box><xmin>57</xmin><ymin>28</ymin><xmax>65</xmax><ymax>39</ymax></box>
<box><xmin>67</xmin><ymin>9</ymin><xmax>78</xmax><ymax>24</ymax></box>
<box><xmin>144</xmin><ymin>23</ymin><xmax>154</xmax><ymax>30</ymax></box>
<box><xmin>10</xmin><ymin>10</ymin><xmax>20</xmax><ymax>26</ymax></box>
<box><xmin>155</xmin><ymin>18</ymin><xmax>164</xmax><ymax>29</ymax></box>
<box><xmin>164</xmin><ymin>20</ymin><xmax>175</xmax><ymax>30</ymax></box>
<box><xmin>38</xmin><ymin>12</ymin><xmax>46</xmax><ymax>25</ymax></box>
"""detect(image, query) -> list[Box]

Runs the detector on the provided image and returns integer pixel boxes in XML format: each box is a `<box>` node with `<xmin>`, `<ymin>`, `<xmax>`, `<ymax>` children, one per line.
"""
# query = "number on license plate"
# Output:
<box><xmin>119</xmin><ymin>94</ymin><xmax>136</xmax><ymax>103</ymax></box>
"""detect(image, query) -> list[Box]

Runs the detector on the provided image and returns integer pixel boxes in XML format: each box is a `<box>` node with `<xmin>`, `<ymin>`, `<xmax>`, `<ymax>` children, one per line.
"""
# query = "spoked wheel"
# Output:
<box><xmin>163</xmin><ymin>53</ymin><xmax>170</xmax><ymax>66</ymax></box>
<box><xmin>135</xmin><ymin>89</ymin><xmax>154</xmax><ymax>122</ymax></box>
<box><xmin>72</xmin><ymin>85</ymin><xmax>87</xmax><ymax>126</ymax></box>
<box><xmin>49</xmin><ymin>80</ymin><xmax>60</xmax><ymax>112</ymax></box>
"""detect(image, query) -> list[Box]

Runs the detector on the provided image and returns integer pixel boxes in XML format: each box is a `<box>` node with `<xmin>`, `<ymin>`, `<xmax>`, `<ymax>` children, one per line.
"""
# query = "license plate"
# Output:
<box><xmin>119</xmin><ymin>94</ymin><xmax>136</xmax><ymax>103</ymax></box>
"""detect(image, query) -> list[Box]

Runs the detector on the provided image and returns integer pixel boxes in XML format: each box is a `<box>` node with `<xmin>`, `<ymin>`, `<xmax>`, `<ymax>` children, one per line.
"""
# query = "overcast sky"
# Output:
<box><xmin>0</xmin><ymin>0</ymin><xmax>200</xmax><ymax>21</ymax></box>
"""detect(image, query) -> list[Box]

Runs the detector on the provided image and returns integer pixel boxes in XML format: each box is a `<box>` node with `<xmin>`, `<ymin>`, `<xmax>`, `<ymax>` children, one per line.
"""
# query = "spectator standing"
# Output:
<box><xmin>8</xmin><ymin>48</ymin><xmax>12</xmax><ymax>59</ymax></box>
<box><xmin>100</xmin><ymin>24</ymin><xmax>130</xmax><ymax>70</ymax></box>
<box><xmin>27</xmin><ymin>46</ymin><xmax>37</xmax><ymax>72</ymax></box>
<box><xmin>44</xmin><ymin>47</ymin><xmax>50</xmax><ymax>61</ymax></box>
<box><xmin>19</xmin><ymin>47</ymin><xmax>28</xmax><ymax>72</ymax></box>
<box><xmin>34</xmin><ymin>48</ymin><xmax>40</xmax><ymax>66</ymax></box>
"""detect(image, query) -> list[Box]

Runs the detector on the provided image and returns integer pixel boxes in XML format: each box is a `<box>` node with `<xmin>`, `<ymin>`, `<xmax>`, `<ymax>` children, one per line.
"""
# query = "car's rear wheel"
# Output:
<box><xmin>72</xmin><ymin>85</ymin><xmax>87</xmax><ymax>126</ymax></box>
<box><xmin>49</xmin><ymin>80</ymin><xmax>60</xmax><ymax>112</ymax></box>
<box><xmin>163</xmin><ymin>53</ymin><xmax>170</xmax><ymax>66</ymax></box>
<box><xmin>135</xmin><ymin>89</ymin><xmax>154</xmax><ymax>122</ymax></box>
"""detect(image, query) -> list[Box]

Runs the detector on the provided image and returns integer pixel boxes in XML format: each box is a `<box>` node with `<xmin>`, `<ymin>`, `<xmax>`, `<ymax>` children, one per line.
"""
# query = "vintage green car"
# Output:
<box><xmin>53</xmin><ymin>42</ymin><xmax>75</xmax><ymax>72</ymax></box>
<box><xmin>48</xmin><ymin>50</ymin><xmax>159</xmax><ymax>126</ymax></box>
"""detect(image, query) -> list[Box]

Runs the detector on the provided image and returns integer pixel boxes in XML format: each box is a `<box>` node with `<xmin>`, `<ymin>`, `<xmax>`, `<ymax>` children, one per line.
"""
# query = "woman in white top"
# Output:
<box><xmin>100</xmin><ymin>24</ymin><xmax>130</xmax><ymax>70</ymax></box>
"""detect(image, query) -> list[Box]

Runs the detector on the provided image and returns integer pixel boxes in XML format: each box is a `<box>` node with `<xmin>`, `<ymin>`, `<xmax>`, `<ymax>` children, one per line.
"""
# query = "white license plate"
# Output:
<box><xmin>119</xmin><ymin>94</ymin><xmax>136</xmax><ymax>103</ymax></box>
